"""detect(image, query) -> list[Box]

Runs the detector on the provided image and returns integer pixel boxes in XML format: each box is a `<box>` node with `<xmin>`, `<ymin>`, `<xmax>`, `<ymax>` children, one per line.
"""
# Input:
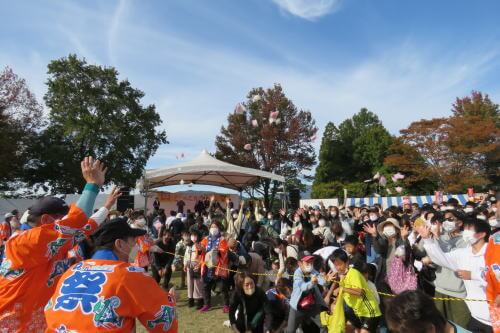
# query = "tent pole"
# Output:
<box><xmin>143</xmin><ymin>169</ymin><xmax>148</xmax><ymax>214</ymax></box>
<box><xmin>283</xmin><ymin>181</ymin><xmax>287</xmax><ymax>210</ymax></box>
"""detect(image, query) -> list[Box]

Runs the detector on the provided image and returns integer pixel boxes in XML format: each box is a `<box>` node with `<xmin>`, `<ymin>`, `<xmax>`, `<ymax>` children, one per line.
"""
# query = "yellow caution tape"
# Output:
<box><xmin>158</xmin><ymin>249</ymin><xmax>489</xmax><ymax>303</ymax></box>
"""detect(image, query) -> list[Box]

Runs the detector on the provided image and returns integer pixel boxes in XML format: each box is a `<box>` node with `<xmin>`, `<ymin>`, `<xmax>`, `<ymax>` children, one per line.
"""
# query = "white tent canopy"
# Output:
<box><xmin>144</xmin><ymin>150</ymin><xmax>285</xmax><ymax>191</ymax></box>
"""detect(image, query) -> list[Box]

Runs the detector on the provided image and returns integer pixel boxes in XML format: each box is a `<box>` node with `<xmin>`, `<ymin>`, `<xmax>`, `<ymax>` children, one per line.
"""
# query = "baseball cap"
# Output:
<box><xmin>92</xmin><ymin>217</ymin><xmax>146</xmax><ymax>246</ymax></box>
<box><xmin>300</xmin><ymin>254</ymin><xmax>315</xmax><ymax>262</ymax></box>
<box><xmin>29</xmin><ymin>197</ymin><xmax>69</xmax><ymax>216</ymax></box>
<box><xmin>4</xmin><ymin>213</ymin><xmax>13</xmax><ymax>219</ymax></box>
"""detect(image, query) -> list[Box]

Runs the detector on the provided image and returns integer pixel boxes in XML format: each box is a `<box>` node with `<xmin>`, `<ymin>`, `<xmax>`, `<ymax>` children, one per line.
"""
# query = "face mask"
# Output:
<box><xmin>493</xmin><ymin>207</ymin><xmax>498</xmax><ymax>213</ymax></box>
<box><xmin>464</xmin><ymin>207</ymin><xmax>474</xmax><ymax>213</ymax></box>
<box><xmin>135</xmin><ymin>218</ymin><xmax>146</xmax><ymax>227</ymax></box>
<box><xmin>232</xmin><ymin>214</ymin><xmax>238</xmax><ymax>219</ymax></box>
<box><xmin>383</xmin><ymin>226</ymin><xmax>396</xmax><ymax>237</ymax></box>
<box><xmin>425</xmin><ymin>219</ymin><xmax>432</xmax><ymax>227</ymax></box>
<box><xmin>462</xmin><ymin>229</ymin><xmax>479</xmax><ymax>245</ymax></box>
<box><xmin>330</xmin><ymin>212</ymin><xmax>337</xmax><ymax>217</ymax></box>
<box><xmin>489</xmin><ymin>219</ymin><xmax>498</xmax><ymax>227</ymax></box>
<box><xmin>294</xmin><ymin>217</ymin><xmax>301</xmax><ymax>223</ymax></box>
<box><xmin>318</xmin><ymin>219</ymin><xmax>326</xmax><ymax>227</ymax></box>
<box><xmin>442</xmin><ymin>220</ymin><xmax>455</xmax><ymax>232</ymax></box>
<box><xmin>209</xmin><ymin>228</ymin><xmax>219</xmax><ymax>237</ymax></box>
<box><xmin>430</xmin><ymin>224</ymin><xmax>439</xmax><ymax>234</ymax></box>
<box><xmin>267</xmin><ymin>215</ymin><xmax>273</xmax><ymax>220</ymax></box>
<box><xmin>190</xmin><ymin>235</ymin><xmax>198</xmax><ymax>242</ymax></box>
<box><xmin>117</xmin><ymin>240</ymin><xmax>137</xmax><ymax>263</ymax></box>
<box><xmin>477</xmin><ymin>215</ymin><xmax>486</xmax><ymax>221</ymax></box>
<box><xmin>244</xmin><ymin>287</ymin><xmax>255</xmax><ymax>296</ymax></box>
<box><xmin>328</xmin><ymin>260</ymin><xmax>337</xmax><ymax>273</ymax></box>
<box><xmin>303</xmin><ymin>264</ymin><xmax>313</xmax><ymax>273</ymax></box>
<box><xmin>369</xmin><ymin>215</ymin><xmax>378</xmax><ymax>222</ymax></box>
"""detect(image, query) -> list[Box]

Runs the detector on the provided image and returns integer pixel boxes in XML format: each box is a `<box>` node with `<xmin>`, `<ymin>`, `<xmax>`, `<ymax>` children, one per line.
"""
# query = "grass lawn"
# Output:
<box><xmin>137</xmin><ymin>271</ymin><xmax>233</xmax><ymax>333</ymax></box>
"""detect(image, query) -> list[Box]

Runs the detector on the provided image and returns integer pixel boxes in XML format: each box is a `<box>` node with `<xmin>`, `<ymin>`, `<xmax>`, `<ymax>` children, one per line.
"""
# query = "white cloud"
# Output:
<box><xmin>272</xmin><ymin>0</ymin><xmax>342</xmax><ymax>20</ymax></box>
<box><xmin>2</xmin><ymin>1</ymin><xmax>500</xmax><ymax>174</ymax></box>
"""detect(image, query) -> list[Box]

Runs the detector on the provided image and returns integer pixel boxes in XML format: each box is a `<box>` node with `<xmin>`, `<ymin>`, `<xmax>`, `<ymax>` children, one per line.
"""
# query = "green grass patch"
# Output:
<box><xmin>136</xmin><ymin>271</ymin><xmax>233</xmax><ymax>333</ymax></box>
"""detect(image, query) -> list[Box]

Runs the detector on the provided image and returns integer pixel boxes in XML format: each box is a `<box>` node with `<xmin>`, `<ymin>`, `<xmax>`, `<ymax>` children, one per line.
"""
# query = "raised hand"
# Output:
<box><xmin>210</xmin><ymin>195</ymin><xmax>215</xmax><ymax>202</ymax></box>
<box><xmin>240</xmin><ymin>199</ymin><xmax>245</xmax><ymax>208</ymax></box>
<box><xmin>225</xmin><ymin>197</ymin><xmax>231</xmax><ymax>204</ymax></box>
<box><xmin>104</xmin><ymin>186</ymin><xmax>122</xmax><ymax>210</ymax></box>
<box><xmin>417</xmin><ymin>225</ymin><xmax>432</xmax><ymax>239</ymax></box>
<box><xmin>363</xmin><ymin>223</ymin><xmax>377</xmax><ymax>237</ymax></box>
<box><xmin>81</xmin><ymin>156</ymin><xmax>107</xmax><ymax>186</ymax></box>
<box><xmin>279</xmin><ymin>208</ymin><xmax>286</xmax><ymax>216</ymax></box>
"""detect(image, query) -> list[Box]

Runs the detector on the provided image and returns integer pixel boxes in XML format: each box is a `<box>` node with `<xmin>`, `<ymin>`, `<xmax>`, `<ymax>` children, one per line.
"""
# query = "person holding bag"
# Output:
<box><xmin>286</xmin><ymin>254</ymin><xmax>328</xmax><ymax>333</ymax></box>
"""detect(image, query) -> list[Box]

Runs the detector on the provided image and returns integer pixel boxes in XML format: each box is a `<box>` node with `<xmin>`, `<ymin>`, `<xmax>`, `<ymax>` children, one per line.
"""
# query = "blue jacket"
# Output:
<box><xmin>289</xmin><ymin>267</ymin><xmax>326</xmax><ymax>310</ymax></box>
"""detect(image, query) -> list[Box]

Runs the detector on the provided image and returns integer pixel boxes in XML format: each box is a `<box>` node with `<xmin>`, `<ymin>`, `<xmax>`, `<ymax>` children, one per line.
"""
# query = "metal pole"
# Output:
<box><xmin>143</xmin><ymin>169</ymin><xmax>148</xmax><ymax>213</ymax></box>
<box><xmin>283</xmin><ymin>181</ymin><xmax>287</xmax><ymax>210</ymax></box>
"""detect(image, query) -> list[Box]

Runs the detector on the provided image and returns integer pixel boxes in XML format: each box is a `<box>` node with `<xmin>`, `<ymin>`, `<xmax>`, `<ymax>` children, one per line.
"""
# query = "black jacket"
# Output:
<box><xmin>229</xmin><ymin>288</ymin><xmax>269</xmax><ymax>333</ymax></box>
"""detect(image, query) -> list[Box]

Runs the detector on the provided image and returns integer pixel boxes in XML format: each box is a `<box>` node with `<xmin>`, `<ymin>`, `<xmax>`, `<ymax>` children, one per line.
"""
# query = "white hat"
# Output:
<box><xmin>377</xmin><ymin>218</ymin><xmax>401</xmax><ymax>236</ymax></box>
<box><xmin>4</xmin><ymin>213</ymin><xmax>13</xmax><ymax>219</ymax></box>
<box><xmin>176</xmin><ymin>213</ymin><xmax>183</xmax><ymax>219</ymax></box>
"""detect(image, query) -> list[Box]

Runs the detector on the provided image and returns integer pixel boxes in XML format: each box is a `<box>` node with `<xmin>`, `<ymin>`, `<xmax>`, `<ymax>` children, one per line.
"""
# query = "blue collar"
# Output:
<box><xmin>92</xmin><ymin>249</ymin><xmax>119</xmax><ymax>261</ymax></box>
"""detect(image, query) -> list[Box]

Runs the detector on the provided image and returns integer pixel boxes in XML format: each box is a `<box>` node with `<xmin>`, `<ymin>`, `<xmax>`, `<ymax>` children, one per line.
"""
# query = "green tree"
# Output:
<box><xmin>26</xmin><ymin>54</ymin><xmax>167</xmax><ymax>193</ymax></box>
<box><xmin>215</xmin><ymin>84</ymin><xmax>317</xmax><ymax>209</ymax></box>
<box><xmin>314</xmin><ymin>122</ymin><xmax>344</xmax><ymax>183</ymax></box>
<box><xmin>312</xmin><ymin>108</ymin><xmax>393</xmax><ymax>198</ymax></box>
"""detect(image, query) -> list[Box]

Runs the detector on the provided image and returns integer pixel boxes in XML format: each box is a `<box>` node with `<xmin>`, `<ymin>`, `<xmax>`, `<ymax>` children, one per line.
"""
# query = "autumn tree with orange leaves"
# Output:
<box><xmin>385</xmin><ymin>91</ymin><xmax>499</xmax><ymax>193</ymax></box>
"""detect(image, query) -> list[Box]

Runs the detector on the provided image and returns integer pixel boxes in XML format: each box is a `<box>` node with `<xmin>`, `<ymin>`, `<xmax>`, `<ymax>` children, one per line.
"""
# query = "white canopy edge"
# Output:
<box><xmin>145</xmin><ymin>150</ymin><xmax>285</xmax><ymax>191</ymax></box>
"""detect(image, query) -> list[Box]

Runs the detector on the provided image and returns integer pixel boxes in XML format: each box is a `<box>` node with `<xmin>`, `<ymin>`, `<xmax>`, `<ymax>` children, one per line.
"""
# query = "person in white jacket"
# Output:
<box><xmin>418</xmin><ymin>218</ymin><xmax>493</xmax><ymax>333</ymax></box>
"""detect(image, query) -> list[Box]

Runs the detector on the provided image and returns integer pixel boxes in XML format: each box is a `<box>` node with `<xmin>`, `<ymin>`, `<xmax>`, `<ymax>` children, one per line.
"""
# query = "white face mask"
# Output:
<box><xmin>442</xmin><ymin>220</ymin><xmax>455</xmax><ymax>232</ymax></box>
<box><xmin>303</xmin><ymin>264</ymin><xmax>313</xmax><ymax>273</ymax></box>
<box><xmin>318</xmin><ymin>219</ymin><xmax>326</xmax><ymax>227</ymax></box>
<box><xmin>294</xmin><ymin>217</ymin><xmax>301</xmax><ymax>223</ymax></box>
<box><xmin>477</xmin><ymin>215</ymin><xmax>487</xmax><ymax>221</ymax></box>
<box><xmin>117</xmin><ymin>239</ymin><xmax>137</xmax><ymax>263</ymax></box>
<box><xmin>244</xmin><ymin>287</ymin><xmax>255</xmax><ymax>296</ymax></box>
<box><xmin>190</xmin><ymin>235</ymin><xmax>198</xmax><ymax>242</ymax></box>
<box><xmin>330</xmin><ymin>211</ymin><xmax>337</xmax><ymax>217</ymax></box>
<box><xmin>267</xmin><ymin>215</ymin><xmax>273</xmax><ymax>220</ymax></box>
<box><xmin>383</xmin><ymin>226</ymin><xmax>396</xmax><ymax>237</ymax></box>
<box><xmin>464</xmin><ymin>207</ymin><xmax>474</xmax><ymax>213</ymax></box>
<box><xmin>135</xmin><ymin>218</ymin><xmax>146</xmax><ymax>227</ymax></box>
<box><xmin>489</xmin><ymin>219</ymin><xmax>498</xmax><ymax>227</ymax></box>
<box><xmin>462</xmin><ymin>229</ymin><xmax>479</xmax><ymax>245</ymax></box>
<box><xmin>430</xmin><ymin>224</ymin><xmax>439</xmax><ymax>234</ymax></box>
<box><xmin>328</xmin><ymin>260</ymin><xmax>337</xmax><ymax>273</ymax></box>
<box><xmin>232</xmin><ymin>214</ymin><xmax>238</xmax><ymax>219</ymax></box>
<box><xmin>209</xmin><ymin>228</ymin><xmax>219</xmax><ymax>237</ymax></box>
<box><xmin>369</xmin><ymin>215</ymin><xmax>378</xmax><ymax>222</ymax></box>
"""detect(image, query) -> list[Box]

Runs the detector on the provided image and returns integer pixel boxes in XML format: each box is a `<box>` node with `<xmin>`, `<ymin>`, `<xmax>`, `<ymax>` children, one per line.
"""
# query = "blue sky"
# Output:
<box><xmin>2</xmin><ymin>0</ymin><xmax>500</xmax><ymax>181</ymax></box>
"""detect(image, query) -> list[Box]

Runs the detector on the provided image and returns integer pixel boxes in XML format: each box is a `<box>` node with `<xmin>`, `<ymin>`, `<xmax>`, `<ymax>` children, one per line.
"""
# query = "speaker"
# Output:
<box><xmin>289</xmin><ymin>188</ymin><xmax>300</xmax><ymax>210</ymax></box>
<box><xmin>116</xmin><ymin>188</ymin><xmax>134</xmax><ymax>212</ymax></box>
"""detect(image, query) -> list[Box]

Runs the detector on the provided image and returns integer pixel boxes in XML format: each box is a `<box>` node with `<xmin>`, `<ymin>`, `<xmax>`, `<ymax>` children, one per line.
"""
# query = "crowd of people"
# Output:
<box><xmin>0</xmin><ymin>157</ymin><xmax>498</xmax><ymax>333</ymax></box>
